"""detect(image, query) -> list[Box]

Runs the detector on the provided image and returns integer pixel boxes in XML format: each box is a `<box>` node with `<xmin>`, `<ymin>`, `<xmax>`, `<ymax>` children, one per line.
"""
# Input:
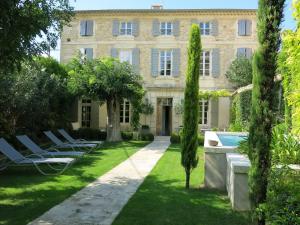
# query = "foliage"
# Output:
<box><xmin>141</xmin><ymin>98</ymin><xmax>154</xmax><ymax>115</ymax></box>
<box><xmin>225</xmin><ymin>57</ymin><xmax>253</xmax><ymax>88</ymax></box>
<box><xmin>67</xmin><ymin>56</ymin><xmax>145</xmax><ymax>141</ymax></box>
<box><xmin>229</xmin><ymin>90</ymin><xmax>251</xmax><ymax>132</ymax></box>
<box><xmin>265</xmin><ymin>167</ymin><xmax>300</xmax><ymax>225</ymax></box>
<box><xmin>181</xmin><ymin>24</ymin><xmax>201</xmax><ymax>189</ymax></box>
<box><xmin>198</xmin><ymin>134</ymin><xmax>205</xmax><ymax>146</ymax></box>
<box><xmin>174</xmin><ymin>99</ymin><xmax>184</xmax><ymax>115</ymax></box>
<box><xmin>247</xmin><ymin>1</ymin><xmax>285</xmax><ymax>225</ymax></box>
<box><xmin>199</xmin><ymin>90</ymin><xmax>231</xmax><ymax>100</ymax></box>
<box><xmin>121</xmin><ymin>131</ymin><xmax>134</xmax><ymax>141</ymax></box>
<box><xmin>170</xmin><ymin>132</ymin><xmax>181</xmax><ymax>144</ymax></box>
<box><xmin>140</xmin><ymin>133</ymin><xmax>154</xmax><ymax>141</ymax></box>
<box><xmin>0</xmin><ymin>57</ymin><xmax>74</xmax><ymax>137</ymax></box>
<box><xmin>70</xmin><ymin>128</ymin><xmax>107</xmax><ymax>141</ymax></box>
<box><xmin>0</xmin><ymin>0</ymin><xmax>74</xmax><ymax>73</ymax></box>
<box><xmin>278</xmin><ymin>1</ymin><xmax>300</xmax><ymax>133</ymax></box>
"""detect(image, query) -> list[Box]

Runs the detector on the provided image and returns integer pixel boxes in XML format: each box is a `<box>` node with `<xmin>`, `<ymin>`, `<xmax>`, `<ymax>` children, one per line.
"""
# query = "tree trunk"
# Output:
<box><xmin>106</xmin><ymin>97</ymin><xmax>122</xmax><ymax>142</ymax></box>
<box><xmin>185</xmin><ymin>169</ymin><xmax>190</xmax><ymax>189</ymax></box>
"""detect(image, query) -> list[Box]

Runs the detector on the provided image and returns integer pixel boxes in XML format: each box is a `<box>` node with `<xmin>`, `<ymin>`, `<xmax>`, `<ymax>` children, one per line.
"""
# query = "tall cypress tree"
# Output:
<box><xmin>248</xmin><ymin>0</ymin><xmax>285</xmax><ymax>224</ymax></box>
<box><xmin>181</xmin><ymin>24</ymin><xmax>201</xmax><ymax>189</ymax></box>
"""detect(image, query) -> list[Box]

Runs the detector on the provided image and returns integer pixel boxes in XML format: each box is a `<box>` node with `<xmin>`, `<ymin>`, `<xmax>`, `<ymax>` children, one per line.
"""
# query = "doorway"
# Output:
<box><xmin>156</xmin><ymin>98</ymin><xmax>173</xmax><ymax>136</ymax></box>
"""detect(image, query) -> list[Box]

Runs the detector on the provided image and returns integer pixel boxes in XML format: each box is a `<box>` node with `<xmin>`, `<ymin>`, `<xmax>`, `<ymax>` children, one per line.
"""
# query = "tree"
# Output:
<box><xmin>181</xmin><ymin>24</ymin><xmax>201</xmax><ymax>189</ymax></box>
<box><xmin>225</xmin><ymin>57</ymin><xmax>253</xmax><ymax>88</ymax></box>
<box><xmin>0</xmin><ymin>0</ymin><xmax>73</xmax><ymax>73</ymax></box>
<box><xmin>67</xmin><ymin>56</ymin><xmax>145</xmax><ymax>142</ymax></box>
<box><xmin>248</xmin><ymin>1</ymin><xmax>285</xmax><ymax>225</ymax></box>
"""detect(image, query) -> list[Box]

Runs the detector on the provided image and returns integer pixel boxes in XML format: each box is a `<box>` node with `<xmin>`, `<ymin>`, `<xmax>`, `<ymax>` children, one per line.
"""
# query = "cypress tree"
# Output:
<box><xmin>248</xmin><ymin>0</ymin><xmax>285</xmax><ymax>224</ymax></box>
<box><xmin>181</xmin><ymin>24</ymin><xmax>201</xmax><ymax>189</ymax></box>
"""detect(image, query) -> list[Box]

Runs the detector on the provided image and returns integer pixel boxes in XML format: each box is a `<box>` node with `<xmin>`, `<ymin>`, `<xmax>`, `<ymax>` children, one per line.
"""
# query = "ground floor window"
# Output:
<box><xmin>199</xmin><ymin>100</ymin><xmax>209</xmax><ymax>125</ymax></box>
<box><xmin>120</xmin><ymin>100</ymin><xmax>130</xmax><ymax>123</ymax></box>
<box><xmin>82</xmin><ymin>99</ymin><xmax>92</xmax><ymax>128</ymax></box>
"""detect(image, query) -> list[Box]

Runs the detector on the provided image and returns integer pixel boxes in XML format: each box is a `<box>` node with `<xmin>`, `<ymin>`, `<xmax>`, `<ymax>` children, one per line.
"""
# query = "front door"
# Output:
<box><xmin>156</xmin><ymin>98</ymin><xmax>173</xmax><ymax>136</ymax></box>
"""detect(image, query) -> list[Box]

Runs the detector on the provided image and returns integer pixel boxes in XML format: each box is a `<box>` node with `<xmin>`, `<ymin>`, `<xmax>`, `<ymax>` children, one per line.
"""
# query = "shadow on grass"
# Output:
<box><xmin>0</xmin><ymin>141</ymin><xmax>149</xmax><ymax>225</ymax></box>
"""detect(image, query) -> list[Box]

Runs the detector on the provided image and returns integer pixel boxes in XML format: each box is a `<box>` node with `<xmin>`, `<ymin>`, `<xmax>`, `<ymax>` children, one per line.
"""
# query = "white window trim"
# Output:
<box><xmin>120</xmin><ymin>100</ymin><xmax>130</xmax><ymax>124</ymax></box>
<box><xmin>200</xmin><ymin>50</ymin><xmax>212</xmax><ymax>77</ymax></box>
<box><xmin>160</xmin><ymin>22</ymin><xmax>173</xmax><ymax>36</ymax></box>
<box><xmin>120</xmin><ymin>22</ymin><xmax>133</xmax><ymax>36</ymax></box>
<box><xmin>119</xmin><ymin>49</ymin><xmax>133</xmax><ymax>65</ymax></box>
<box><xmin>159</xmin><ymin>50</ymin><xmax>173</xmax><ymax>76</ymax></box>
<box><xmin>199</xmin><ymin>100</ymin><xmax>209</xmax><ymax>125</ymax></box>
<box><xmin>200</xmin><ymin>22</ymin><xmax>212</xmax><ymax>36</ymax></box>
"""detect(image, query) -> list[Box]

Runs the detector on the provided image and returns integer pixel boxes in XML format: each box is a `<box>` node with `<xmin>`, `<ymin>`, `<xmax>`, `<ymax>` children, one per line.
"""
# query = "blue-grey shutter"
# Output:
<box><xmin>238</xmin><ymin>20</ymin><xmax>246</xmax><ymax>36</ymax></box>
<box><xmin>132</xmin><ymin>48</ymin><xmax>140</xmax><ymax>73</ymax></box>
<box><xmin>112</xmin><ymin>19</ymin><xmax>119</xmax><ymax>36</ymax></box>
<box><xmin>151</xmin><ymin>48</ymin><xmax>159</xmax><ymax>77</ymax></box>
<box><xmin>172</xmin><ymin>48</ymin><xmax>180</xmax><ymax>77</ymax></box>
<box><xmin>85</xmin><ymin>48</ymin><xmax>93</xmax><ymax>60</ymax></box>
<box><xmin>80</xmin><ymin>21</ymin><xmax>87</xmax><ymax>36</ymax></box>
<box><xmin>246</xmin><ymin>48</ymin><xmax>252</xmax><ymax>58</ymax></box>
<box><xmin>111</xmin><ymin>48</ymin><xmax>118</xmax><ymax>58</ymax></box>
<box><xmin>210</xmin><ymin>98</ymin><xmax>219</xmax><ymax>128</ymax></box>
<box><xmin>173</xmin><ymin>20</ymin><xmax>180</xmax><ymax>37</ymax></box>
<box><xmin>152</xmin><ymin>19</ymin><xmax>160</xmax><ymax>37</ymax></box>
<box><xmin>246</xmin><ymin>20</ymin><xmax>252</xmax><ymax>36</ymax></box>
<box><xmin>212</xmin><ymin>48</ymin><xmax>220</xmax><ymax>78</ymax></box>
<box><xmin>132</xmin><ymin>20</ymin><xmax>139</xmax><ymax>37</ymax></box>
<box><xmin>237</xmin><ymin>48</ymin><xmax>246</xmax><ymax>57</ymax></box>
<box><xmin>86</xmin><ymin>20</ymin><xmax>94</xmax><ymax>36</ymax></box>
<box><xmin>211</xmin><ymin>20</ymin><xmax>218</xmax><ymax>36</ymax></box>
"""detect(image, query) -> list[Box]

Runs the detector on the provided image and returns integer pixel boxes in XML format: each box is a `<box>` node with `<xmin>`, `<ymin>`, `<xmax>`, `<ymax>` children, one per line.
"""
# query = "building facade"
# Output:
<box><xmin>60</xmin><ymin>8</ymin><xmax>258</xmax><ymax>135</ymax></box>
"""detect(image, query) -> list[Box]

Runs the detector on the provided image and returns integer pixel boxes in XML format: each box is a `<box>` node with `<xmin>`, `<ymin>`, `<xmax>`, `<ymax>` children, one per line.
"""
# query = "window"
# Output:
<box><xmin>160</xmin><ymin>50</ymin><xmax>172</xmax><ymax>76</ymax></box>
<box><xmin>237</xmin><ymin>48</ymin><xmax>252</xmax><ymax>58</ymax></box>
<box><xmin>200</xmin><ymin>51</ymin><xmax>211</xmax><ymax>76</ymax></box>
<box><xmin>160</xmin><ymin>22</ymin><xmax>173</xmax><ymax>35</ymax></box>
<box><xmin>120</xmin><ymin>100</ymin><xmax>130</xmax><ymax>123</ymax></box>
<box><xmin>119</xmin><ymin>50</ymin><xmax>132</xmax><ymax>64</ymax></box>
<box><xmin>199</xmin><ymin>100</ymin><xmax>209</xmax><ymax>125</ymax></box>
<box><xmin>80</xmin><ymin>20</ymin><xmax>94</xmax><ymax>36</ymax></box>
<box><xmin>81</xmin><ymin>99</ymin><xmax>91</xmax><ymax>128</ymax></box>
<box><xmin>120</xmin><ymin>22</ymin><xmax>132</xmax><ymax>35</ymax></box>
<box><xmin>81</xmin><ymin>48</ymin><xmax>93</xmax><ymax>60</ymax></box>
<box><xmin>238</xmin><ymin>20</ymin><xmax>252</xmax><ymax>36</ymax></box>
<box><xmin>200</xmin><ymin>22</ymin><xmax>211</xmax><ymax>36</ymax></box>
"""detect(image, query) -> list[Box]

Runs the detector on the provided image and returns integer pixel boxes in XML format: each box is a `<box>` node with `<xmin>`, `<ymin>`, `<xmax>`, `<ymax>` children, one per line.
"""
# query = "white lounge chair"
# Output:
<box><xmin>16</xmin><ymin>135</ymin><xmax>85</xmax><ymax>158</ymax></box>
<box><xmin>58</xmin><ymin>129</ymin><xmax>102</xmax><ymax>145</ymax></box>
<box><xmin>43</xmin><ymin>131</ymin><xmax>97</xmax><ymax>150</ymax></box>
<box><xmin>0</xmin><ymin>138</ymin><xmax>75</xmax><ymax>175</ymax></box>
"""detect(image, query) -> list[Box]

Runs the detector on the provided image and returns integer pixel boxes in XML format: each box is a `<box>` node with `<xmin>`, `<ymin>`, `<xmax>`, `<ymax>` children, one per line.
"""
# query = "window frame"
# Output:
<box><xmin>120</xmin><ymin>22</ymin><xmax>133</xmax><ymax>36</ymax></box>
<box><xmin>238</xmin><ymin>20</ymin><xmax>251</xmax><ymax>36</ymax></box>
<box><xmin>199</xmin><ymin>22</ymin><xmax>211</xmax><ymax>36</ymax></box>
<box><xmin>81</xmin><ymin>99</ymin><xmax>92</xmax><ymax>128</ymax></box>
<box><xmin>199</xmin><ymin>100</ymin><xmax>209</xmax><ymax>125</ymax></box>
<box><xmin>160</xmin><ymin>22</ymin><xmax>173</xmax><ymax>36</ymax></box>
<box><xmin>159</xmin><ymin>50</ymin><xmax>173</xmax><ymax>76</ymax></box>
<box><xmin>119</xmin><ymin>49</ymin><xmax>133</xmax><ymax>64</ymax></box>
<box><xmin>120</xmin><ymin>100</ymin><xmax>130</xmax><ymax>124</ymax></box>
<box><xmin>200</xmin><ymin>50</ymin><xmax>211</xmax><ymax>77</ymax></box>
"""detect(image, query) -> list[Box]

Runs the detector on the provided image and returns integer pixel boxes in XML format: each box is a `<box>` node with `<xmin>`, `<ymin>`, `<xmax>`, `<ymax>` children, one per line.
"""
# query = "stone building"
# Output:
<box><xmin>60</xmin><ymin>6</ymin><xmax>257</xmax><ymax>135</ymax></box>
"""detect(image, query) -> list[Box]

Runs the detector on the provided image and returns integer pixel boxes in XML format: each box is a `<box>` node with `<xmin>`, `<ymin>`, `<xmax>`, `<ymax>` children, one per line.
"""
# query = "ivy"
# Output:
<box><xmin>198</xmin><ymin>89</ymin><xmax>231</xmax><ymax>100</ymax></box>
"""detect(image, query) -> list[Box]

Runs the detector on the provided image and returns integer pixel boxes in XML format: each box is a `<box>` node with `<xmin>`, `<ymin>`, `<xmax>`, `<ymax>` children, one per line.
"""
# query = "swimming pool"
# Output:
<box><xmin>217</xmin><ymin>134</ymin><xmax>247</xmax><ymax>147</ymax></box>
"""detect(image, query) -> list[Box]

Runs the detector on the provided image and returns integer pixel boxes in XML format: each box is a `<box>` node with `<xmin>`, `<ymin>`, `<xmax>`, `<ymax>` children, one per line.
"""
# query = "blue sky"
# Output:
<box><xmin>51</xmin><ymin>0</ymin><xmax>296</xmax><ymax>60</ymax></box>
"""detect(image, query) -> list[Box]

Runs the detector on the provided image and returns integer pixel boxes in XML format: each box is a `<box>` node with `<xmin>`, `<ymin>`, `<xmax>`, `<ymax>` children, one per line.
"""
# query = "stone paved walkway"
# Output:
<box><xmin>29</xmin><ymin>136</ymin><xmax>170</xmax><ymax>225</ymax></box>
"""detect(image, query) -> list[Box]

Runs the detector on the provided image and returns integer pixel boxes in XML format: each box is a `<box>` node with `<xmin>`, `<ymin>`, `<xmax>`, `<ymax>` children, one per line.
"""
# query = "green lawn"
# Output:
<box><xmin>0</xmin><ymin>141</ymin><xmax>149</xmax><ymax>225</ymax></box>
<box><xmin>113</xmin><ymin>144</ymin><xmax>251</xmax><ymax>225</ymax></box>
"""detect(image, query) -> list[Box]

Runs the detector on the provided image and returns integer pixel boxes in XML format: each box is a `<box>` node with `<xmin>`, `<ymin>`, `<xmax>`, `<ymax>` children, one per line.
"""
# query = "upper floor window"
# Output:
<box><xmin>200</xmin><ymin>22</ymin><xmax>211</xmax><ymax>36</ymax></box>
<box><xmin>160</xmin><ymin>22</ymin><xmax>173</xmax><ymax>36</ymax></box>
<box><xmin>160</xmin><ymin>50</ymin><xmax>172</xmax><ymax>76</ymax></box>
<box><xmin>199</xmin><ymin>100</ymin><xmax>209</xmax><ymax>125</ymax></box>
<box><xmin>120</xmin><ymin>100</ymin><xmax>130</xmax><ymax>123</ymax></box>
<box><xmin>120</xmin><ymin>22</ymin><xmax>132</xmax><ymax>35</ymax></box>
<box><xmin>119</xmin><ymin>50</ymin><xmax>132</xmax><ymax>64</ymax></box>
<box><xmin>200</xmin><ymin>51</ymin><xmax>211</xmax><ymax>76</ymax></box>
<box><xmin>238</xmin><ymin>20</ymin><xmax>252</xmax><ymax>36</ymax></box>
<box><xmin>80</xmin><ymin>20</ymin><xmax>94</xmax><ymax>36</ymax></box>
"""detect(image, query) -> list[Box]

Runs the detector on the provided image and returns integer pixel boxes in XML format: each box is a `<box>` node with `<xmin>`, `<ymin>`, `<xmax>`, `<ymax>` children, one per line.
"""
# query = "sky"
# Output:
<box><xmin>51</xmin><ymin>0</ymin><xmax>296</xmax><ymax>60</ymax></box>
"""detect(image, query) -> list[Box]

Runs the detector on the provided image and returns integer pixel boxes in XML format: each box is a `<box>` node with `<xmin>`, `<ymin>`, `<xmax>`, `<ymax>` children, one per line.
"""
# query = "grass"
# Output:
<box><xmin>0</xmin><ymin>141</ymin><xmax>149</xmax><ymax>225</ymax></box>
<box><xmin>113</xmin><ymin>144</ymin><xmax>251</xmax><ymax>225</ymax></box>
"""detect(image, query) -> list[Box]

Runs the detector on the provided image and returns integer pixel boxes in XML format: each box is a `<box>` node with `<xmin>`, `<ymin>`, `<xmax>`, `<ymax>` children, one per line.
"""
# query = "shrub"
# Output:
<box><xmin>198</xmin><ymin>134</ymin><xmax>205</xmax><ymax>146</ymax></box>
<box><xmin>71</xmin><ymin>128</ymin><xmax>107</xmax><ymax>140</ymax></box>
<box><xmin>140</xmin><ymin>133</ymin><xmax>154</xmax><ymax>141</ymax></box>
<box><xmin>170</xmin><ymin>133</ymin><xmax>181</xmax><ymax>144</ymax></box>
<box><xmin>121</xmin><ymin>131</ymin><xmax>133</xmax><ymax>141</ymax></box>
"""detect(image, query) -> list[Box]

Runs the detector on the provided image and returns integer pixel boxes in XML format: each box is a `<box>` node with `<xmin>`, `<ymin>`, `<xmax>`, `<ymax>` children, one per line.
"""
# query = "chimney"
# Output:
<box><xmin>151</xmin><ymin>4</ymin><xmax>163</xmax><ymax>10</ymax></box>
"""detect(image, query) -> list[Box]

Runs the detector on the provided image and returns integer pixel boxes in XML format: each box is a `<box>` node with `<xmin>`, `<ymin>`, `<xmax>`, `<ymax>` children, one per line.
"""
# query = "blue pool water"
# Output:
<box><xmin>217</xmin><ymin>134</ymin><xmax>247</xmax><ymax>147</ymax></box>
